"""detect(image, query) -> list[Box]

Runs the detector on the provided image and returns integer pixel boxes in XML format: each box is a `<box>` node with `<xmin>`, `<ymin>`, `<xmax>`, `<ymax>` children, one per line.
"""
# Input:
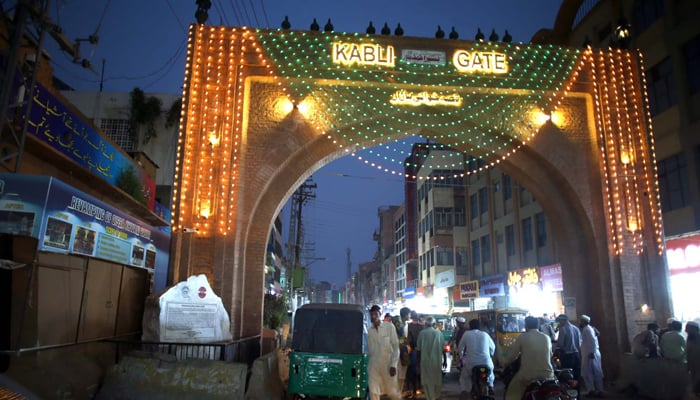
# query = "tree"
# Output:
<box><xmin>128</xmin><ymin>87</ymin><xmax>162</xmax><ymax>145</ymax></box>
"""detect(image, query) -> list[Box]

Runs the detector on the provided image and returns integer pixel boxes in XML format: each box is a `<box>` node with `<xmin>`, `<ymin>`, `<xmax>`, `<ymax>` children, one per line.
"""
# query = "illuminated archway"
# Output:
<box><xmin>170</xmin><ymin>26</ymin><xmax>669</xmax><ymax>373</ymax></box>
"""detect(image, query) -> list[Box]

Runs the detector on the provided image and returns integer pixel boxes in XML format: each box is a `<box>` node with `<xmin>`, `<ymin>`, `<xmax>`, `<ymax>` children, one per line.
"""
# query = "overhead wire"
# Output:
<box><xmin>257</xmin><ymin>0</ymin><xmax>269</xmax><ymax>28</ymax></box>
<box><xmin>247</xmin><ymin>0</ymin><xmax>259</xmax><ymax>26</ymax></box>
<box><xmin>227</xmin><ymin>0</ymin><xmax>243</xmax><ymax>26</ymax></box>
<box><xmin>212</xmin><ymin>0</ymin><xmax>229</xmax><ymax>26</ymax></box>
<box><xmin>165</xmin><ymin>0</ymin><xmax>188</xmax><ymax>35</ymax></box>
<box><xmin>237</xmin><ymin>0</ymin><xmax>252</xmax><ymax>26</ymax></box>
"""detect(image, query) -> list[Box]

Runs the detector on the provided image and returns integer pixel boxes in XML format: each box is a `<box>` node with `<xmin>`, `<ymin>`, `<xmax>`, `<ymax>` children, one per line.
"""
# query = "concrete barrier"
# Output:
<box><xmin>245</xmin><ymin>350</ymin><xmax>284</xmax><ymax>400</ymax></box>
<box><xmin>96</xmin><ymin>351</ymin><xmax>248</xmax><ymax>400</ymax></box>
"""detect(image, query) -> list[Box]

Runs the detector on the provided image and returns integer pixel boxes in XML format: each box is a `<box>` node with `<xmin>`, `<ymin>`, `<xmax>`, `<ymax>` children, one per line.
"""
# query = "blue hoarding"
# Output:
<box><xmin>0</xmin><ymin>174</ymin><xmax>170</xmax><ymax>289</ymax></box>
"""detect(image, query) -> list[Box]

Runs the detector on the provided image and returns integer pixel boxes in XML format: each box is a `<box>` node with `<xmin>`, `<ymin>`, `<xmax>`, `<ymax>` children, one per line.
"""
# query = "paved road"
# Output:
<box><xmin>429</xmin><ymin>370</ymin><xmax>632</xmax><ymax>400</ymax></box>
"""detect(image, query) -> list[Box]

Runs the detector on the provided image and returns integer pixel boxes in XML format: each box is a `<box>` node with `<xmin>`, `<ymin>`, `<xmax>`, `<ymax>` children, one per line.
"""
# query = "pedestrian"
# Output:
<box><xmin>632</xmin><ymin>323</ymin><xmax>660</xmax><ymax>358</ymax></box>
<box><xmin>539</xmin><ymin>317</ymin><xmax>556</xmax><ymax>342</ymax></box>
<box><xmin>367</xmin><ymin>305</ymin><xmax>401</xmax><ymax>400</ymax></box>
<box><xmin>661</xmin><ymin>320</ymin><xmax>687</xmax><ymax>363</ymax></box>
<box><xmin>396</xmin><ymin>307</ymin><xmax>412</xmax><ymax>397</ymax></box>
<box><xmin>458</xmin><ymin>318</ymin><xmax>496</xmax><ymax>396</ymax></box>
<box><xmin>406</xmin><ymin>311</ymin><xmax>424</xmax><ymax>398</ymax></box>
<box><xmin>579</xmin><ymin>314</ymin><xmax>605</xmax><ymax>397</ymax></box>
<box><xmin>686</xmin><ymin>321</ymin><xmax>700</xmax><ymax>395</ymax></box>
<box><xmin>504</xmin><ymin>316</ymin><xmax>555</xmax><ymax>400</ymax></box>
<box><xmin>385</xmin><ymin>313</ymin><xmax>393</xmax><ymax>323</ymax></box>
<box><xmin>416</xmin><ymin>316</ymin><xmax>445</xmax><ymax>400</ymax></box>
<box><xmin>555</xmin><ymin>314</ymin><xmax>582</xmax><ymax>383</ymax></box>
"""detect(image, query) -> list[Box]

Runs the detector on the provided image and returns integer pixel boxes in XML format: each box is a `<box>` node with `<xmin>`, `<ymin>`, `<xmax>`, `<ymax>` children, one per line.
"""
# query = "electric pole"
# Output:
<box><xmin>286</xmin><ymin>177</ymin><xmax>316</xmax><ymax>313</ymax></box>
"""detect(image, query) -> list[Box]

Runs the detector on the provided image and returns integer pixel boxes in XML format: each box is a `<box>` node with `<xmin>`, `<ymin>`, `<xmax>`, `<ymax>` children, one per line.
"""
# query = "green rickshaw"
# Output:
<box><xmin>287</xmin><ymin>303</ymin><xmax>369</xmax><ymax>399</ymax></box>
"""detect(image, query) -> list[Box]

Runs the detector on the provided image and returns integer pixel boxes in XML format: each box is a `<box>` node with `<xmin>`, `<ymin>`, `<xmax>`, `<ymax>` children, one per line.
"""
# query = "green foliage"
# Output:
<box><xmin>165</xmin><ymin>97</ymin><xmax>182</xmax><ymax>129</ymax></box>
<box><xmin>128</xmin><ymin>87</ymin><xmax>163</xmax><ymax>145</ymax></box>
<box><xmin>263</xmin><ymin>293</ymin><xmax>288</xmax><ymax>330</ymax></box>
<box><xmin>116</xmin><ymin>165</ymin><xmax>146</xmax><ymax>205</ymax></box>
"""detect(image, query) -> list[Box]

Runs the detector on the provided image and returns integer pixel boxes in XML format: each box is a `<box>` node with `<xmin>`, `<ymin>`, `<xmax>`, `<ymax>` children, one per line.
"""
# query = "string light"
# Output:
<box><xmin>170</xmin><ymin>27</ymin><xmax>664</xmax><ymax>263</ymax></box>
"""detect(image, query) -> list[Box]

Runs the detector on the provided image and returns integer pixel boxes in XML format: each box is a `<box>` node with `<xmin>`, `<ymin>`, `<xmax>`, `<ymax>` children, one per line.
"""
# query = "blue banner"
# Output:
<box><xmin>23</xmin><ymin>83</ymin><xmax>156</xmax><ymax>210</ymax></box>
<box><xmin>479</xmin><ymin>274</ymin><xmax>505</xmax><ymax>297</ymax></box>
<box><xmin>0</xmin><ymin>174</ymin><xmax>170</xmax><ymax>289</ymax></box>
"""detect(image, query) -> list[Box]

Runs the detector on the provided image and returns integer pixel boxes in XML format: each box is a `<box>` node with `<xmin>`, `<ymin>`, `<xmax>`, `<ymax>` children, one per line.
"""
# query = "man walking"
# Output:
<box><xmin>580</xmin><ymin>314</ymin><xmax>605</xmax><ymax>397</ymax></box>
<box><xmin>555</xmin><ymin>314</ymin><xmax>582</xmax><ymax>382</ymax></box>
<box><xmin>458</xmin><ymin>318</ymin><xmax>496</xmax><ymax>396</ymax></box>
<box><xmin>367</xmin><ymin>305</ymin><xmax>401</xmax><ymax>400</ymax></box>
<box><xmin>416</xmin><ymin>316</ymin><xmax>445</xmax><ymax>400</ymax></box>
<box><xmin>504</xmin><ymin>316</ymin><xmax>555</xmax><ymax>400</ymax></box>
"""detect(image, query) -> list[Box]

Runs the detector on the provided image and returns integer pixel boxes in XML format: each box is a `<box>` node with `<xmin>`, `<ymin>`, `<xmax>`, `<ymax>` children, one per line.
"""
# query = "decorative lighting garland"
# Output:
<box><xmin>256</xmin><ymin>29</ymin><xmax>582</xmax><ymax>175</ymax></box>
<box><xmin>172</xmin><ymin>27</ymin><xmax>664</xmax><ymax>260</ymax></box>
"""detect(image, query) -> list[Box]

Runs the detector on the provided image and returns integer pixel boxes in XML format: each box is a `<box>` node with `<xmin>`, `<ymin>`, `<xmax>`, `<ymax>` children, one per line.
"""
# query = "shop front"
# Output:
<box><xmin>506</xmin><ymin>264</ymin><xmax>563</xmax><ymax>317</ymax></box>
<box><xmin>666</xmin><ymin>232</ymin><xmax>700</xmax><ymax>321</ymax></box>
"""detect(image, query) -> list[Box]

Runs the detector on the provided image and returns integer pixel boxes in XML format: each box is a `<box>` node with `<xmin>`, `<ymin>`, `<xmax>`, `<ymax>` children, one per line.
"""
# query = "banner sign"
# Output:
<box><xmin>459</xmin><ymin>280</ymin><xmax>480</xmax><ymax>299</ymax></box>
<box><xmin>539</xmin><ymin>263</ymin><xmax>563</xmax><ymax>292</ymax></box>
<box><xmin>24</xmin><ymin>83</ymin><xmax>156</xmax><ymax>210</ymax></box>
<box><xmin>403</xmin><ymin>286</ymin><xmax>416</xmax><ymax>299</ymax></box>
<box><xmin>435</xmin><ymin>268</ymin><xmax>455</xmax><ymax>288</ymax></box>
<box><xmin>479</xmin><ymin>274</ymin><xmax>505</xmax><ymax>297</ymax></box>
<box><xmin>0</xmin><ymin>174</ymin><xmax>169</xmax><ymax>281</ymax></box>
<box><xmin>666</xmin><ymin>232</ymin><xmax>700</xmax><ymax>276</ymax></box>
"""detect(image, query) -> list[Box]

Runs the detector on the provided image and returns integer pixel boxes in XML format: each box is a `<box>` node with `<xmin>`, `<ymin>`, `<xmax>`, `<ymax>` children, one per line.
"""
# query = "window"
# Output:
<box><xmin>481</xmin><ymin>235</ymin><xmax>491</xmax><ymax>263</ymax></box>
<box><xmin>470</xmin><ymin>193</ymin><xmax>478</xmax><ymax>219</ymax></box>
<box><xmin>658</xmin><ymin>153</ymin><xmax>691</xmax><ymax>212</ymax></box>
<box><xmin>455</xmin><ymin>247</ymin><xmax>468</xmax><ymax>276</ymax></box>
<box><xmin>535</xmin><ymin>212</ymin><xmax>547</xmax><ymax>248</ymax></box>
<box><xmin>436</xmin><ymin>247</ymin><xmax>454</xmax><ymax>265</ymax></box>
<box><xmin>684</xmin><ymin>35</ymin><xmax>700</xmax><ymax>95</ymax></box>
<box><xmin>647</xmin><ymin>58</ymin><xmax>677</xmax><ymax>116</ymax></box>
<box><xmin>479</xmin><ymin>188</ymin><xmax>488</xmax><ymax>215</ymax></box>
<box><xmin>434</xmin><ymin>208</ymin><xmax>453</xmax><ymax>227</ymax></box>
<box><xmin>503</xmin><ymin>174</ymin><xmax>512</xmax><ymax>201</ymax></box>
<box><xmin>101</xmin><ymin>119</ymin><xmax>134</xmax><ymax>151</ymax></box>
<box><xmin>454</xmin><ymin>207</ymin><xmax>466</xmax><ymax>226</ymax></box>
<box><xmin>521</xmin><ymin>217</ymin><xmax>533</xmax><ymax>251</ymax></box>
<box><xmin>633</xmin><ymin>0</ymin><xmax>664</xmax><ymax>34</ymax></box>
<box><xmin>505</xmin><ymin>224</ymin><xmax>515</xmax><ymax>256</ymax></box>
<box><xmin>472</xmin><ymin>239</ymin><xmax>480</xmax><ymax>265</ymax></box>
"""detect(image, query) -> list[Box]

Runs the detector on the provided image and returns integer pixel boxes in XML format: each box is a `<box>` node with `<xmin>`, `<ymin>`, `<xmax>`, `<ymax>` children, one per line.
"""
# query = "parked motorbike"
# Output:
<box><xmin>470</xmin><ymin>365</ymin><xmax>495</xmax><ymax>400</ymax></box>
<box><xmin>501</xmin><ymin>356</ymin><xmax>578</xmax><ymax>400</ymax></box>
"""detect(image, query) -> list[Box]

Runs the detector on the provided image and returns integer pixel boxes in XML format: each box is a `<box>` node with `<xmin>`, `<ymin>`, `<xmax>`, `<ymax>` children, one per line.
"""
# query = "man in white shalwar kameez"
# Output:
<box><xmin>458</xmin><ymin>318</ymin><xmax>496</xmax><ymax>395</ymax></box>
<box><xmin>416</xmin><ymin>316</ymin><xmax>445</xmax><ymax>400</ymax></box>
<box><xmin>579</xmin><ymin>314</ymin><xmax>605</xmax><ymax>397</ymax></box>
<box><xmin>367</xmin><ymin>305</ymin><xmax>401</xmax><ymax>400</ymax></box>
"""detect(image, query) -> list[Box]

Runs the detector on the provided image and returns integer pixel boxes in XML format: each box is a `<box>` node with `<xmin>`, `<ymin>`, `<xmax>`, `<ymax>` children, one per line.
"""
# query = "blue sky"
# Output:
<box><xmin>39</xmin><ymin>0</ymin><xmax>563</xmax><ymax>286</ymax></box>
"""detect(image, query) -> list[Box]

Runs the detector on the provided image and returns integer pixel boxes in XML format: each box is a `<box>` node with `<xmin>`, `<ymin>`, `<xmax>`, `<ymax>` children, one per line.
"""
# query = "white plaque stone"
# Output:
<box><xmin>142</xmin><ymin>274</ymin><xmax>232</xmax><ymax>343</ymax></box>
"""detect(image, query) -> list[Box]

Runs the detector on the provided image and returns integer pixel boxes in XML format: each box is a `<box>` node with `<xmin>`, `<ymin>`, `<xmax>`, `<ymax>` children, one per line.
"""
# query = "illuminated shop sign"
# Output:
<box><xmin>331</xmin><ymin>41</ymin><xmax>395</xmax><ymax>67</ymax></box>
<box><xmin>452</xmin><ymin>50</ymin><xmax>508</xmax><ymax>74</ymax></box>
<box><xmin>389</xmin><ymin>89</ymin><xmax>462</xmax><ymax>107</ymax></box>
<box><xmin>666</xmin><ymin>233</ymin><xmax>700</xmax><ymax>275</ymax></box>
<box><xmin>507</xmin><ymin>267</ymin><xmax>540</xmax><ymax>293</ymax></box>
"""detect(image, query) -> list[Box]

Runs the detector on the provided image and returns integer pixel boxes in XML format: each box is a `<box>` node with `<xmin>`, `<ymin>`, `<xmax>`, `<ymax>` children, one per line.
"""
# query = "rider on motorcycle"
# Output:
<box><xmin>457</xmin><ymin>318</ymin><xmax>496</xmax><ymax>396</ymax></box>
<box><xmin>504</xmin><ymin>316</ymin><xmax>555</xmax><ymax>400</ymax></box>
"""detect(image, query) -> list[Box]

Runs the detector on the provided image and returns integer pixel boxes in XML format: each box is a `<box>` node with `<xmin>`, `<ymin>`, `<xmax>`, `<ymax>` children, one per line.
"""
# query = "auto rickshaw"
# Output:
<box><xmin>453</xmin><ymin>307</ymin><xmax>528</xmax><ymax>372</ymax></box>
<box><xmin>287</xmin><ymin>303</ymin><xmax>369</xmax><ymax>399</ymax></box>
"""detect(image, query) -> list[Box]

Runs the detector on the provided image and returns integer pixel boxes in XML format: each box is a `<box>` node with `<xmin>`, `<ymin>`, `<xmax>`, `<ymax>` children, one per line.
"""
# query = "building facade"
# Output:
<box><xmin>539</xmin><ymin>0</ymin><xmax>700</xmax><ymax>322</ymax></box>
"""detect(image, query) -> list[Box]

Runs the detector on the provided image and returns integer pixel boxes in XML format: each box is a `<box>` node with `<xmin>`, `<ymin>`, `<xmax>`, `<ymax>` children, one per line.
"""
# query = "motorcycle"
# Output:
<box><xmin>501</xmin><ymin>356</ymin><xmax>578</xmax><ymax>400</ymax></box>
<box><xmin>470</xmin><ymin>365</ymin><xmax>495</xmax><ymax>400</ymax></box>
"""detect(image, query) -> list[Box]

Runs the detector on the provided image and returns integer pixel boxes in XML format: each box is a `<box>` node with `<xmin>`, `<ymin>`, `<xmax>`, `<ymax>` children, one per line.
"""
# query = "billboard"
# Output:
<box><xmin>0</xmin><ymin>174</ymin><xmax>170</xmax><ymax>287</ymax></box>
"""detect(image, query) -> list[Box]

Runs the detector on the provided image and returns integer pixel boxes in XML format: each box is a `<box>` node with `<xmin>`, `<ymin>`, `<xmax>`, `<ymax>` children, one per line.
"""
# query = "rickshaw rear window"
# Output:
<box><xmin>292</xmin><ymin>306</ymin><xmax>367</xmax><ymax>354</ymax></box>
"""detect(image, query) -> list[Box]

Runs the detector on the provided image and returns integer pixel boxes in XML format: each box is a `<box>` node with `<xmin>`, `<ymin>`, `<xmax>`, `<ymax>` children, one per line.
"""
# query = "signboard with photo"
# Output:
<box><xmin>0</xmin><ymin>174</ymin><xmax>170</xmax><ymax>287</ymax></box>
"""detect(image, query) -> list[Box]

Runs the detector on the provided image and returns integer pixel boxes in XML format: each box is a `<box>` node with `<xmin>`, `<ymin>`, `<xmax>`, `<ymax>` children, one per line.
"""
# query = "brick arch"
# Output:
<box><xmin>171</xmin><ymin>26</ymin><xmax>671</xmax><ymax>374</ymax></box>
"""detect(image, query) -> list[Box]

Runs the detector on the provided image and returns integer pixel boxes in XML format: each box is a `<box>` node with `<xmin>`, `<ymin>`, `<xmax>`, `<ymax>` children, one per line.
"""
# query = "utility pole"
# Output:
<box><xmin>287</xmin><ymin>177</ymin><xmax>316</xmax><ymax>315</ymax></box>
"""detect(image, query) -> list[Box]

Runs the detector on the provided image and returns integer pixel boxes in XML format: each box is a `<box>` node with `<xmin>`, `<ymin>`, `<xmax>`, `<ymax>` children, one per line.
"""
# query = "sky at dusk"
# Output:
<box><xmin>36</xmin><ymin>0</ymin><xmax>563</xmax><ymax>287</ymax></box>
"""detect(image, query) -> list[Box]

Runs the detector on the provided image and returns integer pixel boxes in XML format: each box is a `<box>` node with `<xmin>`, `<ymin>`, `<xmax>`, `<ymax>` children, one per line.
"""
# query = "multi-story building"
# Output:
<box><xmin>538</xmin><ymin>0</ymin><xmax>700</xmax><ymax>322</ymax></box>
<box><xmin>403</xmin><ymin>142</ymin><xmax>561</xmax><ymax>316</ymax></box>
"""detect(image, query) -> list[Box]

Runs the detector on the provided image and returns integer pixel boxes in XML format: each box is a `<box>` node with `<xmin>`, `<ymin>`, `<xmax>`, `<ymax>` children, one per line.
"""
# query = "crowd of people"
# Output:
<box><xmin>631</xmin><ymin>317</ymin><xmax>700</xmax><ymax>395</ymax></box>
<box><xmin>367</xmin><ymin>304</ymin><xmax>700</xmax><ymax>400</ymax></box>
